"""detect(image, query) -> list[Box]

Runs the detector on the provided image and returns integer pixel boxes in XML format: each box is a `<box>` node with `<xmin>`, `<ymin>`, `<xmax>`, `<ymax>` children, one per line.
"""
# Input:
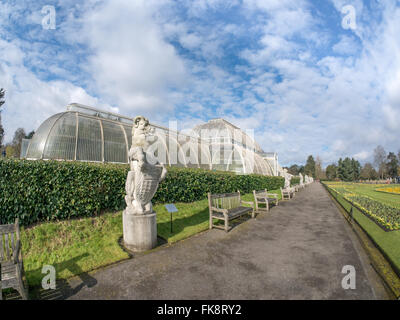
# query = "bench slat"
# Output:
<box><xmin>211</xmin><ymin>192</ymin><xmax>240</xmax><ymax>199</ymax></box>
<box><xmin>5</xmin><ymin>233</ymin><xmax>10</xmax><ymax>260</ymax></box>
<box><xmin>0</xmin><ymin>224</ymin><xmax>16</xmax><ymax>234</ymax></box>
<box><xmin>0</xmin><ymin>234</ymin><xmax>3</xmax><ymax>261</ymax></box>
<box><xmin>11</xmin><ymin>232</ymin><xmax>15</xmax><ymax>253</ymax></box>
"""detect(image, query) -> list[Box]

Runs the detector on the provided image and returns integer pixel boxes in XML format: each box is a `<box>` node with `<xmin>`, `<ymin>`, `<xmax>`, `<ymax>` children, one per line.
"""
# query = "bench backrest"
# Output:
<box><xmin>0</xmin><ymin>219</ymin><xmax>20</xmax><ymax>263</ymax></box>
<box><xmin>254</xmin><ymin>189</ymin><xmax>268</xmax><ymax>198</ymax></box>
<box><xmin>208</xmin><ymin>191</ymin><xmax>241</xmax><ymax>210</ymax></box>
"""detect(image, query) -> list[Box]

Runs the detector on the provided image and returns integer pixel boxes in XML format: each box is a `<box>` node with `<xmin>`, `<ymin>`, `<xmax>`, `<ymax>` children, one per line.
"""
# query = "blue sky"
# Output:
<box><xmin>1</xmin><ymin>0</ymin><xmax>399</xmax><ymax>166</ymax></box>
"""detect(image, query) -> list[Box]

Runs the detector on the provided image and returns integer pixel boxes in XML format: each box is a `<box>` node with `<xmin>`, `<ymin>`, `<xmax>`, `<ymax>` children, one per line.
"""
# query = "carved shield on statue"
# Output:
<box><xmin>134</xmin><ymin>165</ymin><xmax>163</xmax><ymax>205</ymax></box>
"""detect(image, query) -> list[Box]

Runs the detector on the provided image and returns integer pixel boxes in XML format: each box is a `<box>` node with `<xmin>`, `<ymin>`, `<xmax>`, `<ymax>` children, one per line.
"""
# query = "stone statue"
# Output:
<box><xmin>125</xmin><ymin>116</ymin><xmax>167</xmax><ymax>215</ymax></box>
<box><xmin>299</xmin><ymin>173</ymin><xmax>304</xmax><ymax>186</ymax></box>
<box><xmin>283</xmin><ymin>169</ymin><xmax>292</xmax><ymax>189</ymax></box>
<box><xmin>123</xmin><ymin>116</ymin><xmax>167</xmax><ymax>252</ymax></box>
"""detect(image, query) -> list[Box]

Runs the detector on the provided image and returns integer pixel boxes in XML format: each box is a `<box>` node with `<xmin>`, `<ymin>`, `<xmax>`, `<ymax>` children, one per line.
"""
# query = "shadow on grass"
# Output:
<box><xmin>27</xmin><ymin>253</ymin><xmax>97</xmax><ymax>300</ymax></box>
<box><xmin>157</xmin><ymin>207</ymin><xmax>209</xmax><ymax>242</ymax></box>
<box><xmin>157</xmin><ymin>206</ymin><xmax>263</xmax><ymax>240</ymax></box>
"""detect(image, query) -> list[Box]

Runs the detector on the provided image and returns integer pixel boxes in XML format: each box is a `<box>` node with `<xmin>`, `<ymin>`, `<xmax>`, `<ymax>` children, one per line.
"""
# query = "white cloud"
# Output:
<box><xmin>2</xmin><ymin>0</ymin><xmax>400</xmax><ymax>167</ymax></box>
<box><xmin>353</xmin><ymin>151</ymin><xmax>370</xmax><ymax>161</ymax></box>
<box><xmin>76</xmin><ymin>0</ymin><xmax>186</xmax><ymax>116</ymax></box>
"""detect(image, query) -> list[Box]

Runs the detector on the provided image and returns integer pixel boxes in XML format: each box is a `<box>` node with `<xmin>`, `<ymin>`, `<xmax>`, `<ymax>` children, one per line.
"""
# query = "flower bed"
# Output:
<box><xmin>344</xmin><ymin>194</ymin><xmax>400</xmax><ymax>231</ymax></box>
<box><xmin>325</xmin><ymin>182</ymin><xmax>400</xmax><ymax>231</ymax></box>
<box><xmin>375</xmin><ymin>186</ymin><xmax>400</xmax><ymax>195</ymax></box>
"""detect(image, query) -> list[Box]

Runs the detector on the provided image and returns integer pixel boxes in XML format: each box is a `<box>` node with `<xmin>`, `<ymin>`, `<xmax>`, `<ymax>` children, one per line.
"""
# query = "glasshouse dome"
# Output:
<box><xmin>23</xmin><ymin>103</ymin><xmax>282</xmax><ymax>176</ymax></box>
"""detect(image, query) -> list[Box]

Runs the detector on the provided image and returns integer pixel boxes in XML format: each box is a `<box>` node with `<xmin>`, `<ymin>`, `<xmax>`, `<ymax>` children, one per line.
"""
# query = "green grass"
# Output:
<box><xmin>21</xmin><ymin>189</ymin><xmax>282</xmax><ymax>287</ymax></box>
<box><xmin>323</xmin><ymin>183</ymin><xmax>400</xmax><ymax>275</ymax></box>
<box><xmin>329</xmin><ymin>182</ymin><xmax>400</xmax><ymax>209</ymax></box>
<box><xmin>21</xmin><ymin>211</ymin><xmax>129</xmax><ymax>287</ymax></box>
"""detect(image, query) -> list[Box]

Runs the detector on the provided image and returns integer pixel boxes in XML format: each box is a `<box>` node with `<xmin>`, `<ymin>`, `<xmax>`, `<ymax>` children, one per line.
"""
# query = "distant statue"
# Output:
<box><xmin>299</xmin><ymin>173</ymin><xmax>304</xmax><ymax>185</ymax></box>
<box><xmin>125</xmin><ymin>116</ymin><xmax>167</xmax><ymax>215</ymax></box>
<box><xmin>283</xmin><ymin>169</ymin><xmax>292</xmax><ymax>189</ymax></box>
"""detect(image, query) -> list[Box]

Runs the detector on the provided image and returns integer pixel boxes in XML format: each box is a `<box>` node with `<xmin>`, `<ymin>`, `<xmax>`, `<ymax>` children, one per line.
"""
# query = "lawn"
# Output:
<box><xmin>323</xmin><ymin>182</ymin><xmax>400</xmax><ymax>275</ymax></box>
<box><xmin>333</xmin><ymin>183</ymin><xmax>400</xmax><ymax>209</ymax></box>
<box><xmin>21</xmin><ymin>189</ymin><xmax>282</xmax><ymax>287</ymax></box>
<box><xmin>324</xmin><ymin>182</ymin><xmax>400</xmax><ymax>230</ymax></box>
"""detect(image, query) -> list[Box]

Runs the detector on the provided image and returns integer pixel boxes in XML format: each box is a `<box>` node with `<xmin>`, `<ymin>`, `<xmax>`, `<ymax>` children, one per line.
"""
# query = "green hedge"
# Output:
<box><xmin>0</xmin><ymin>160</ymin><xmax>284</xmax><ymax>226</ymax></box>
<box><xmin>291</xmin><ymin>177</ymin><xmax>300</xmax><ymax>186</ymax></box>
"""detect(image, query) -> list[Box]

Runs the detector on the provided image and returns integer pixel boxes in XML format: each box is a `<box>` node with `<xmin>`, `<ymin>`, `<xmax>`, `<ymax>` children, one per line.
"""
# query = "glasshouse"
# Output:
<box><xmin>22</xmin><ymin>103</ymin><xmax>282</xmax><ymax>176</ymax></box>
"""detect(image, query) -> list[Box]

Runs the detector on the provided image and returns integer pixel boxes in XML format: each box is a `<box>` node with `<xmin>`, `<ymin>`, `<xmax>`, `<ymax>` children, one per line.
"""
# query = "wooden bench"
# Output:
<box><xmin>253</xmin><ymin>189</ymin><xmax>279</xmax><ymax>213</ymax></box>
<box><xmin>0</xmin><ymin>219</ymin><xmax>29</xmax><ymax>300</ymax></box>
<box><xmin>280</xmin><ymin>187</ymin><xmax>295</xmax><ymax>200</ymax></box>
<box><xmin>208</xmin><ymin>191</ymin><xmax>254</xmax><ymax>232</ymax></box>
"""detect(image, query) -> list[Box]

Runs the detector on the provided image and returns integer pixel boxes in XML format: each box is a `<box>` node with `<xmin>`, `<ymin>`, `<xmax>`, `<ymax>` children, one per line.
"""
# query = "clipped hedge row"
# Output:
<box><xmin>291</xmin><ymin>177</ymin><xmax>300</xmax><ymax>186</ymax></box>
<box><xmin>155</xmin><ymin>167</ymin><xmax>284</xmax><ymax>203</ymax></box>
<box><xmin>0</xmin><ymin>160</ymin><xmax>284</xmax><ymax>226</ymax></box>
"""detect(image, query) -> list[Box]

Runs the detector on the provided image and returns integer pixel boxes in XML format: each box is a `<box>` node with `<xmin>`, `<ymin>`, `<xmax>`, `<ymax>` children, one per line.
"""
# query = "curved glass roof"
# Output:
<box><xmin>192</xmin><ymin>118</ymin><xmax>263</xmax><ymax>153</ymax></box>
<box><xmin>25</xmin><ymin>103</ymin><xmax>276</xmax><ymax>176</ymax></box>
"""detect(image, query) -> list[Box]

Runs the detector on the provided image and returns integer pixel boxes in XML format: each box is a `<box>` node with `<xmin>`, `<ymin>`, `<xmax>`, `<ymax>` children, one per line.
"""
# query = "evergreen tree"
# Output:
<box><xmin>304</xmin><ymin>155</ymin><xmax>316</xmax><ymax>178</ymax></box>
<box><xmin>350</xmin><ymin>158</ymin><xmax>361</xmax><ymax>181</ymax></box>
<box><xmin>25</xmin><ymin>130</ymin><xmax>35</xmax><ymax>139</ymax></box>
<box><xmin>386</xmin><ymin>152</ymin><xmax>399</xmax><ymax>178</ymax></box>
<box><xmin>338</xmin><ymin>157</ymin><xmax>355</xmax><ymax>181</ymax></box>
<box><xmin>326</xmin><ymin>164</ymin><xmax>337</xmax><ymax>180</ymax></box>
<box><xmin>288</xmin><ymin>164</ymin><xmax>300</xmax><ymax>175</ymax></box>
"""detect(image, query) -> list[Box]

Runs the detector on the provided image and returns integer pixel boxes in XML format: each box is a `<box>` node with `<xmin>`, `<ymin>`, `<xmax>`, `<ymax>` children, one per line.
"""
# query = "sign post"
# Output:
<box><xmin>164</xmin><ymin>204</ymin><xmax>178</xmax><ymax>233</ymax></box>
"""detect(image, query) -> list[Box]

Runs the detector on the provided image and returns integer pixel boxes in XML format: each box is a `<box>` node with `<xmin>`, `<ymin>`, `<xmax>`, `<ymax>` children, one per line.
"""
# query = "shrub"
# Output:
<box><xmin>290</xmin><ymin>177</ymin><xmax>300</xmax><ymax>186</ymax></box>
<box><xmin>0</xmin><ymin>159</ymin><xmax>284</xmax><ymax>226</ymax></box>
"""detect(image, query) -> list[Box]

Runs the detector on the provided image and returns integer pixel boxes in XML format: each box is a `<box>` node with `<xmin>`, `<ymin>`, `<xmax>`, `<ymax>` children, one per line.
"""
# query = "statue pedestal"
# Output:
<box><xmin>123</xmin><ymin>210</ymin><xmax>157</xmax><ymax>252</ymax></box>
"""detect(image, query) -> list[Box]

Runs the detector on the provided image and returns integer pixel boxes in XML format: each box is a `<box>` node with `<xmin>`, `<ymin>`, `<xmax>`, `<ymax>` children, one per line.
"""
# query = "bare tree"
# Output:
<box><xmin>315</xmin><ymin>156</ymin><xmax>324</xmax><ymax>180</ymax></box>
<box><xmin>12</xmin><ymin>128</ymin><xmax>26</xmax><ymax>158</ymax></box>
<box><xmin>373</xmin><ymin>145</ymin><xmax>387</xmax><ymax>179</ymax></box>
<box><xmin>360</xmin><ymin>163</ymin><xmax>378</xmax><ymax>180</ymax></box>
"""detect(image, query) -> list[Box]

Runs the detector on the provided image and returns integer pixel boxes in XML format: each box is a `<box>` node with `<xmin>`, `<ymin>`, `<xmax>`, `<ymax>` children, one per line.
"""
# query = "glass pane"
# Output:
<box><xmin>20</xmin><ymin>139</ymin><xmax>31</xmax><ymax>159</ymax></box>
<box><xmin>43</xmin><ymin>112</ymin><xmax>77</xmax><ymax>160</ymax></box>
<box><xmin>102</xmin><ymin>121</ymin><xmax>127</xmax><ymax>163</ymax></box>
<box><xmin>166</xmin><ymin>133</ymin><xmax>185</xmax><ymax>167</ymax></box>
<box><xmin>76</xmin><ymin>117</ymin><xmax>102</xmax><ymax>162</ymax></box>
<box><xmin>146</xmin><ymin>133</ymin><xmax>169</xmax><ymax>166</ymax></box>
<box><xmin>26</xmin><ymin>113</ymin><xmax>64</xmax><ymax>159</ymax></box>
<box><xmin>229</xmin><ymin>146</ymin><xmax>245</xmax><ymax>174</ymax></box>
<box><xmin>180</xmin><ymin>137</ymin><xmax>199</xmax><ymax>168</ymax></box>
<box><xmin>199</xmin><ymin>142</ymin><xmax>211</xmax><ymax>170</ymax></box>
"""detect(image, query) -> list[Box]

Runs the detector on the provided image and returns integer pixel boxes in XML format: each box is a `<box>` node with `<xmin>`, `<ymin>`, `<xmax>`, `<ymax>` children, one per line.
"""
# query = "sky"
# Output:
<box><xmin>0</xmin><ymin>0</ymin><xmax>399</xmax><ymax>167</ymax></box>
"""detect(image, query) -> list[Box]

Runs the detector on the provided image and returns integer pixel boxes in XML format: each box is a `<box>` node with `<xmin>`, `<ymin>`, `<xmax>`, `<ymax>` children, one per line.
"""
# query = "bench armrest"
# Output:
<box><xmin>13</xmin><ymin>240</ymin><xmax>21</xmax><ymax>264</ymax></box>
